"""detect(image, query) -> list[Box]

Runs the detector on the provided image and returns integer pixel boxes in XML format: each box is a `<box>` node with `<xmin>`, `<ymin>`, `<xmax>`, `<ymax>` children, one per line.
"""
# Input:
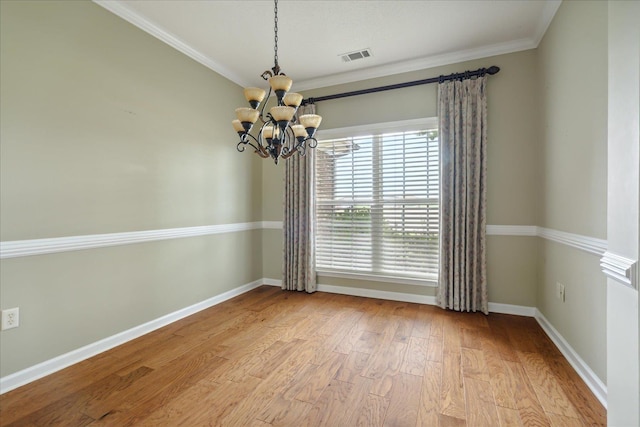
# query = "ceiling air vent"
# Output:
<box><xmin>340</xmin><ymin>48</ymin><xmax>373</xmax><ymax>63</ymax></box>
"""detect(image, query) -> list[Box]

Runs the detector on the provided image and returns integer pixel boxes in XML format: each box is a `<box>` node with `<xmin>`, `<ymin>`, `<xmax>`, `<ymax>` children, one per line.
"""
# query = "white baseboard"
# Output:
<box><xmin>535</xmin><ymin>310</ymin><xmax>607</xmax><ymax>408</ymax></box>
<box><xmin>318</xmin><ymin>283</ymin><xmax>437</xmax><ymax>305</ymax></box>
<box><xmin>266</xmin><ymin>278</ymin><xmax>438</xmax><ymax>303</ymax></box>
<box><xmin>266</xmin><ymin>278</ymin><xmax>536</xmax><ymax>316</ymax></box>
<box><xmin>262</xmin><ymin>278</ymin><xmax>283</xmax><ymax>287</ymax></box>
<box><xmin>0</xmin><ymin>279</ymin><xmax>265</xmax><ymax>394</ymax></box>
<box><xmin>487</xmin><ymin>302</ymin><xmax>537</xmax><ymax>316</ymax></box>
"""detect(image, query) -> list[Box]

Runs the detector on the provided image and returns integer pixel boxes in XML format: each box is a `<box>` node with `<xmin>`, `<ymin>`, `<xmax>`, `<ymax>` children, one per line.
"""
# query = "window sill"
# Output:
<box><xmin>315</xmin><ymin>269</ymin><xmax>437</xmax><ymax>287</ymax></box>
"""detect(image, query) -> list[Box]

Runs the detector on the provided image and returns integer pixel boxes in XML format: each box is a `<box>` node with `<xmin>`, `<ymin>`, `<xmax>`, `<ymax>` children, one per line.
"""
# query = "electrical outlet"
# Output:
<box><xmin>1</xmin><ymin>307</ymin><xmax>20</xmax><ymax>330</ymax></box>
<box><xmin>556</xmin><ymin>282</ymin><xmax>565</xmax><ymax>302</ymax></box>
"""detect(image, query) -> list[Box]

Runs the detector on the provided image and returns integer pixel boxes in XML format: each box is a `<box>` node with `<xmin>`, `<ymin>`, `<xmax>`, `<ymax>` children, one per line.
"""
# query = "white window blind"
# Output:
<box><xmin>315</xmin><ymin>124</ymin><xmax>439</xmax><ymax>284</ymax></box>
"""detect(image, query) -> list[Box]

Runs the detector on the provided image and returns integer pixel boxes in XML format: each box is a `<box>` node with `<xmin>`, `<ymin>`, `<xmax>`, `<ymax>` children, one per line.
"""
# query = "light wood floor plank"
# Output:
<box><xmin>89</xmin><ymin>353</ymin><xmax>228</xmax><ymax>425</ymax></box>
<box><xmin>417</xmin><ymin>360</ymin><xmax>442</xmax><ymax>426</ymax></box>
<box><xmin>134</xmin><ymin>381</ymin><xmax>222</xmax><ymax>426</ymax></box>
<box><xmin>393</xmin><ymin>315</ymin><xmax>415</xmax><ymax>343</ymax></box>
<box><xmin>334</xmin><ymin>323</ymin><xmax>367</xmax><ymax>354</ymax></box>
<box><xmin>496</xmin><ymin>405</ymin><xmax>524</xmax><ymax>427</ymax></box>
<box><xmin>548</xmin><ymin>412</ymin><xmax>587</xmax><ymax>427</ymax></box>
<box><xmin>440</xmin><ymin>351</ymin><xmax>466</xmax><ymax>420</ymax></box>
<box><xmin>427</xmin><ymin>306</ymin><xmax>445</xmax><ymax>338</ymax></box>
<box><xmin>248</xmin><ymin>339</ymin><xmax>302</xmax><ymax>379</ymax></box>
<box><xmin>294</xmin><ymin>352</ymin><xmax>346</xmax><ymax>403</ymax></box>
<box><xmin>334</xmin><ymin>350</ymin><xmax>370</xmax><ymax>383</ymax></box>
<box><xmin>1</xmin><ymin>353</ymin><xmax>136</xmax><ymax>425</ymax></box>
<box><xmin>367</xmin><ymin>340</ymin><xmax>409</xmax><ymax>398</ymax></box>
<box><xmin>461</xmin><ymin>347</ymin><xmax>491</xmax><ymax>382</ymax></box>
<box><xmin>480</xmin><ymin>327</ymin><xmax>519</xmax><ymax>410</ymax></box>
<box><xmin>256</xmin><ymin>393</ymin><xmax>313</xmax><ymax>426</ymax></box>
<box><xmin>544</xmin><ymin>354</ymin><xmax>607</xmax><ymax>426</ymax></box>
<box><xmin>464</xmin><ymin>377</ymin><xmax>501</xmax><ymax>427</ymax></box>
<box><xmin>383</xmin><ymin>372</ymin><xmax>422</xmax><ymax>426</ymax></box>
<box><xmin>427</xmin><ymin>334</ymin><xmax>444</xmax><ymax>363</ymax></box>
<box><xmin>439</xmin><ymin>413</ymin><xmax>467</xmax><ymax>427</ymax></box>
<box><xmin>518</xmin><ymin>351</ymin><xmax>580</xmax><ymax>418</ymax></box>
<box><xmin>354</xmin><ymin>393</ymin><xmax>389</xmax><ymax>427</ymax></box>
<box><xmin>305</xmin><ymin>376</ymin><xmax>372</xmax><ymax>427</ymax></box>
<box><xmin>401</xmin><ymin>336</ymin><xmax>428</xmax><ymax>377</ymax></box>
<box><xmin>504</xmin><ymin>359</ymin><xmax>552</xmax><ymax>427</ymax></box>
<box><xmin>409</xmin><ymin>307</ymin><xmax>432</xmax><ymax>339</ymax></box>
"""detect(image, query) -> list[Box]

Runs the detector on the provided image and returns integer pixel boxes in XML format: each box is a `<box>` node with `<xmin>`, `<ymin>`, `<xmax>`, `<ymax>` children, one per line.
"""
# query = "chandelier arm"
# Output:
<box><xmin>255</xmin><ymin>148</ymin><xmax>270</xmax><ymax>158</ymax></box>
<box><xmin>238</xmin><ymin>133</ymin><xmax>269</xmax><ymax>158</ymax></box>
<box><xmin>256</xmin><ymin>115</ymin><xmax>276</xmax><ymax>148</ymax></box>
<box><xmin>306</xmin><ymin>136</ymin><xmax>318</xmax><ymax>149</ymax></box>
<box><xmin>281</xmin><ymin>137</ymin><xmax>307</xmax><ymax>160</ymax></box>
<box><xmin>297</xmin><ymin>141</ymin><xmax>307</xmax><ymax>157</ymax></box>
<box><xmin>281</xmin><ymin>149</ymin><xmax>297</xmax><ymax>160</ymax></box>
<box><xmin>258</xmin><ymin>87</ymin><xmax>274</xmax><ymax>123</ymax></box>
<box><xmin>281</xmin><ymin>140</ymin><xmax>304</xmax><ymax>159</ymax></box>
<box><xmin>236</xmin><ymin>141</ymin><xmax>250</xmax><ymax>153</ymax></box>
<box><xmin>285</xmin><ymin>123</ymin><xmax>295</xmax><ymax>148</ymax></box>
<box><xmin>277</xmin><ymin>124</ymin><xmax>294</xmax><ymax>158</ymax></box>
<box><xmin>256</xmin><ymin>122</ymin><xmax>276</xmax><ymax>158</ymax></box>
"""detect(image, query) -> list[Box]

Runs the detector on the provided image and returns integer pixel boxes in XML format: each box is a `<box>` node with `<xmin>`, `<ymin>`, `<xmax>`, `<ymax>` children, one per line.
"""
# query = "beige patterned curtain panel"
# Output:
<box><xmin>282</xmin><ymin>104</ymin><xmax>317</xmax><ymax>293</ymax></box>
<box><xmin>437</xmin><ymin>76</ymin><xmax>489</xmax><ymax>314</ymax></box>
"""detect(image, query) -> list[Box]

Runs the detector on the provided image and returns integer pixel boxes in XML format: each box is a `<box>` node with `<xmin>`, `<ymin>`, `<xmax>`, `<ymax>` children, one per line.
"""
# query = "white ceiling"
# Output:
<box><xmin>94</xmin><ymin>0</ymin><xmax>561</xmax><ymax>91</ymax></box>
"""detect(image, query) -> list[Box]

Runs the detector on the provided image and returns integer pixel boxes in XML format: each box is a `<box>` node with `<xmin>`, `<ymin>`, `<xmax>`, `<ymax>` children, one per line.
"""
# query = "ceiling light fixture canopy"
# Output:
<box><xmin>233</xmin><ymin>0</ymin><xmax>321</xmax><ymax>164</ymax></box>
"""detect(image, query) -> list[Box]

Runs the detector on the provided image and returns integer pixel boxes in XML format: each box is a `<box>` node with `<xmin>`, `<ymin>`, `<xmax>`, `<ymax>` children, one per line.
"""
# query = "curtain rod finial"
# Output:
<box><xmin>487</xmin><ymin>66</ymin><xmax>500</xmax><ymax>75</ymax></box>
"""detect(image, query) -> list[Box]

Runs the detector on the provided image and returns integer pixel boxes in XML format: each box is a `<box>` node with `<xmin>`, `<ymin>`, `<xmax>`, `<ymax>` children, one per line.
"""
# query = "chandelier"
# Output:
<box><xmin>232</xmin><ymin>0</ymin><xmax>322</xmax><ymax>165</ymax></box>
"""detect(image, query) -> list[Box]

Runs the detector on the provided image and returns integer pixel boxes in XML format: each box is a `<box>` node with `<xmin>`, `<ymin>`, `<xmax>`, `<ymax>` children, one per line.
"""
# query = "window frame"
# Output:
<box><xmin>314</xmin><ymin>117</ymin><xmax>439</xmax><ymax>288</ymax></box>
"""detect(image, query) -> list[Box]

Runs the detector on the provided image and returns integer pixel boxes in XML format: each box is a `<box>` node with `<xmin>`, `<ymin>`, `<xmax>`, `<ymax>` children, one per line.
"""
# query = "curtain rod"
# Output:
<box><xmin>302</xmin><ymin>65</ymin><xmax>500</xmax><ymax>105</ymax></box>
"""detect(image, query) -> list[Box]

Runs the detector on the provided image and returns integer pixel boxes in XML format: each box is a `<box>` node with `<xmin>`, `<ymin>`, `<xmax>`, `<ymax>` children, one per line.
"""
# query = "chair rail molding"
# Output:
<box><xmin>1</xmin><ymin>222</ymin><xmax>607</xmax><ymax>259</ymax></box>
<box><xmin>0</xmin><ymin>222</ymin><xmax>268</xmax><ymax>259</ymax></box>
<box><xmin>537</xmin><ymin>227</ymin><xmax>607</xmax><ymax>256</ymax></box>
<box><xmin>600</xmin><ymin>251</ymin><xmax>638</xmax><ymax>289</ymax></box>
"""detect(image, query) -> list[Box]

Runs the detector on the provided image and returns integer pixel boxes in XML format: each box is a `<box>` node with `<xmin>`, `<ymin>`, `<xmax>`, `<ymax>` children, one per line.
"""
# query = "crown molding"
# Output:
<box><xmin>92</xmin><ymin>0</ymin><xmax>250</xmax><ymax>87</ymax></box>
<box><xmin>92</xmin><ymin>0</ymin><xmax>560</xmax><ymax>92</ymax></box>
<box><xmin>294</xmin><ymin>38</ymin><xmax>537</xmax><ymax>91</ymax></box>
<box><xmin>297</xmin><ymin>0</ymin><xmax>561</xmax><ymax>90</ymax></box>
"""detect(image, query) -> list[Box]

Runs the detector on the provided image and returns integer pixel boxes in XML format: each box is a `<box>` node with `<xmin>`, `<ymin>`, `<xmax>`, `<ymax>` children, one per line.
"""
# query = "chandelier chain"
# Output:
<box><xmin>273</xmin><ymin>0</ymin><xmax>279</xmax><ymax>68</ymax></box>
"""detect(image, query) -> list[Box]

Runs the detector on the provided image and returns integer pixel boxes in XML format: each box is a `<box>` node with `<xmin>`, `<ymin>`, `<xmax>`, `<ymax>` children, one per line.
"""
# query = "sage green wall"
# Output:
<box><xmin>536</xmin><ymin>0</ymin><xmax>608</xmax><ymax>383</ymax></box>
<box><xmin>263</xmin><ymin>50</ymin><xmax>540</xmax><ymax>306</ymax></box>
<box><xmin>0</xmin><ymin>1</ymin><xmax>263</xmax><ymax>376</ymax></box>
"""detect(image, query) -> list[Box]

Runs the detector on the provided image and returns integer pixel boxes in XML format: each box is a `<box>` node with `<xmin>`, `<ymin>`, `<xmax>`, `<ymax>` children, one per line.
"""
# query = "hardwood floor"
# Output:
<box><xmin>0</xmin><ymin>286</ymin><xmax>605</xmax><ymax>426</ymax></box>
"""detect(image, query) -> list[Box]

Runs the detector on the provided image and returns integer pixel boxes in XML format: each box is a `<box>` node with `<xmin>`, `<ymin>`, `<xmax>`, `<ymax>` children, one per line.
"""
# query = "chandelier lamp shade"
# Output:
<box><xmin>232</xmin><ymin>0</ymin><xmax>322</xmax><ymax>164</ymax></box>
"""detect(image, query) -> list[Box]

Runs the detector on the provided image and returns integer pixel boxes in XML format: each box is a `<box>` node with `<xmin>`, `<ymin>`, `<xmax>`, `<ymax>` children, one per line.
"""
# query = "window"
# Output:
<box><xmin>314</xmin><ymin>119</ymin><xmax>439</xmax><ymax>285</ymax></box>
